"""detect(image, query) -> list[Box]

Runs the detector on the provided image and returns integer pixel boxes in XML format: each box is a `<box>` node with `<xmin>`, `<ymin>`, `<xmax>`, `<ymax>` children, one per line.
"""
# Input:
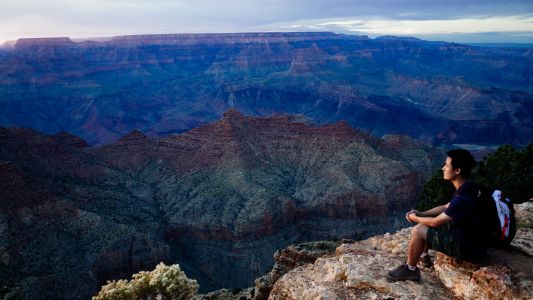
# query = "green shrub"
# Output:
<box><xmin>93</xmin><ymin>263</ymin><xmax>199</xmax><ymax>300</ymax></box>
<box><xmin>93</xmin><ymin>280</ymin><xmax>133</xmax><ymax>300</ymax></box>
<box><xmin>417</xmin><ymin>144</ymin><xmax>533</xmax><ymax>209</ymax></box>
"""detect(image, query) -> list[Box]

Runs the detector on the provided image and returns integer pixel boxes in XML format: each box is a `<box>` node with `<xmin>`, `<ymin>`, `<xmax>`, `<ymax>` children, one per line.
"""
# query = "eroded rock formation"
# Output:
<box><xmin>0</xmin><ymin>111</ymin><xmax>441</xmax><ymax>299</ymax></box>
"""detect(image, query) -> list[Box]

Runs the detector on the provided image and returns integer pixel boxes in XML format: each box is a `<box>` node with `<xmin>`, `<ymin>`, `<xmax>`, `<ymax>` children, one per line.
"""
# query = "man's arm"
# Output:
<box><xmin>415</xmin><ymin>204</ymin><xmax>449</xmax><ymax>217</ymax></box>
<box><xmin>408</xmin><ymin>212</ymin><xmax>452</xmax><ymax>228</ymax></box>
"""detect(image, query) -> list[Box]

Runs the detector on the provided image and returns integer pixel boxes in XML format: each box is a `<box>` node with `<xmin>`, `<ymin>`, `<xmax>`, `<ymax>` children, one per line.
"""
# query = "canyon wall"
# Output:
<box><xmin>0</xmin><ymin>111</ymin><xmax>441</xmax><ymax>298</ymax></box>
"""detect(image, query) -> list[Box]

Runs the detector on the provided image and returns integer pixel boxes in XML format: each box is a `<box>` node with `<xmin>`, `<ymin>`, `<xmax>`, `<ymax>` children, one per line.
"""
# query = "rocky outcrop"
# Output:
<box><xmin>269</xmin><ymin>228</ymin><xmax>451</xmax><ymax>299</ymax></box>
<box><xmin>1</xmin><ymin>32</ymin><xmax>531</xmax><ymax>146</ymax></box>
<box><xmin>254</xmin><ymin>241</ymin><xmax>343</xmax><ymax>300</ymax></box>
<box><xmin>270</xmin><ymin>204</ymin><xmax>533</xmax><ymax>299</ymax></box>
<box><xmin>269</xmin><ymin>226</ymin><xmax>533</xmax><ymax>300</ymax></box>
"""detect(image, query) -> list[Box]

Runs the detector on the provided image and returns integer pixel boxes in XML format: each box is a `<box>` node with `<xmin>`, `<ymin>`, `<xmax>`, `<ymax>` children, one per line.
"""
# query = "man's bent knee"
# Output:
<box><xmin>412</xmin><ymin>224</ymin><xmax>428</xmax><ymax>239</ymax></box>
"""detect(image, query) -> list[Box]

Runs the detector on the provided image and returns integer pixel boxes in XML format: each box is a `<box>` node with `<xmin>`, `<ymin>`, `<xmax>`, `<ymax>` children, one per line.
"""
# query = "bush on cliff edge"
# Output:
<box><xmin>93</xmin><ymin>262</ymin><xmax>199</xmax><ymax>300</ymax></box>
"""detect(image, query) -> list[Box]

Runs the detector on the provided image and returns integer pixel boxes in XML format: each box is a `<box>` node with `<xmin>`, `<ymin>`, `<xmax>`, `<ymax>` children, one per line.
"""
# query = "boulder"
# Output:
<box><xmin>515</xmin><ymin>201</ymin><xmax>533</xmax><ymax>229</ymax></box>
<box><xmin>511</xmin><ymin>228</ymin><xmax>533</xmax><ymax>256</ymax></box>
<box><xmin>434</xmin><ymin>247</ymin><xmax>533</xmax><ymax>300</ymax></box>
<box><xmin>512</xmin><ymin>201</ymin><xmax>533</xmax><ymax>256</ymax></box>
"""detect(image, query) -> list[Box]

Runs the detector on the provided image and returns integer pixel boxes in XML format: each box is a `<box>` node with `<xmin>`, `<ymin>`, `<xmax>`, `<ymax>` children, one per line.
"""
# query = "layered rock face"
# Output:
<box><xmin>0</xmin><ymin>32</ymin><xmax>531</xmax><ymax>146</ymax></box>
<box><xmin>0</xmin><ymin>111</ymin><xmax>441</xmax><ymax>299</ymax></box>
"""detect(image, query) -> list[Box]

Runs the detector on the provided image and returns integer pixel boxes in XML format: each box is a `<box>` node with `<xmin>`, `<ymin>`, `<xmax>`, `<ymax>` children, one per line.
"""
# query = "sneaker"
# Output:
<box><xmin>387</xmin><ymin>264</ymin><xmax>421</xmax><ymax>282</ymax></box>
<box><xmin>418</xmin><ymin>255</ymin><xmax>433</xmax><ymax>268</ymax></box>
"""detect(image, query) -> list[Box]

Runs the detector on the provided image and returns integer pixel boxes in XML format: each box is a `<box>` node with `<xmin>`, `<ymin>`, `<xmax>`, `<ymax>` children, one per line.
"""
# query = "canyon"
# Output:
<box><xmin>0</xmin><ymin>32</ymin><xmax>531</xmax><ymax>147</ymax></box>
<box><xmin>0</xmin><ymin>111</ymin><xmax>441</xmax><ymax>299</ymax></box>
<box><xmin>1</xmin><ymin>31</ymin><xmax>531</xmax><ymax>299</ymax></box>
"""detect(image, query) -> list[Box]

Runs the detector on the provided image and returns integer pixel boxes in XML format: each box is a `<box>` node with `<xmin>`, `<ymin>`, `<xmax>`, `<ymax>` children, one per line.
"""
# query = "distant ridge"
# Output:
<box><xmin>12</xmin><ymin>32</ymin><xmax>348</xmax><ymax>48</ymax></box>
<box><xmin>6</xmin><ymin>33</ymin><xmax>533</xmax><ymax>49</ymax></box>
<box><xmin>14</xmin><ymin>37</ymin><xmax>74</xmax><ymax>48</ymax></box>
<box><xmin>0</xmin><ymin>40</ymin><xmax>16</xmax><ymax>48</ymax></box>
<box><xmin>466</xmin><ymin>43</ymin><xmax>533</xmax><ymax>48</ymax></box>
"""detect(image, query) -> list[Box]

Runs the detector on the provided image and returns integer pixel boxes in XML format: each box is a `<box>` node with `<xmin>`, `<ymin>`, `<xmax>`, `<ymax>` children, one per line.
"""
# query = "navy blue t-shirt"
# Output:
<box><xmin>444</xmin><ymin>181</ymin><xmax>486</xmax><ymax>261</ymax></box>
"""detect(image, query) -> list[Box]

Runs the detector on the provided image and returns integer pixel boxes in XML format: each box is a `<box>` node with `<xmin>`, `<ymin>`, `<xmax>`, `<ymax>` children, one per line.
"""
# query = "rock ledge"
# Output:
<box><xmin>268</xmin><ymin>227</ymin><xmax>533</xmax><ymax>300</ymax></box>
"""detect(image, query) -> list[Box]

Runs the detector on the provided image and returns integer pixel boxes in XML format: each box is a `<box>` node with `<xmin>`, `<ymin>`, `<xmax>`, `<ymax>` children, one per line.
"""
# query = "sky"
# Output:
<box><xmin>1</xmin><ymin>0</ymin><xmax>533</xmax><ymax>44</ymax></box>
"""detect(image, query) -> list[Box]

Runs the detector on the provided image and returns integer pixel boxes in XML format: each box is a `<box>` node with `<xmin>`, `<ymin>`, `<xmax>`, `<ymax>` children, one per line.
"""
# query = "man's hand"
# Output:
<box><xmin>405</xmin><ymin>210</ymin><xmax>419</xmax><ymax>223</ymax></box>
<box><xmin>409</xmin><ymin>212</ymin><xmax>452</xmax><ymax>228</ymax></box>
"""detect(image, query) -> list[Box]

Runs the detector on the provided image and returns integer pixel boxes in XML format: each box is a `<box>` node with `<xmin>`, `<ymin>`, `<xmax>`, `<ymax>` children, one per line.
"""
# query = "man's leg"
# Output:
<box><xmin>407</xmin><ymin>223</ymin><xmax>428</xmax><ymax>267</ymax></box>
<box><xmin>418</xmin><ymin>240</ymin><xmax>433</xmax><ymax>268</ymax></box>
<box><xmin>387</xmin><ymin>224</ymin><xmax>426</xmax><ymax>282</ymax></box>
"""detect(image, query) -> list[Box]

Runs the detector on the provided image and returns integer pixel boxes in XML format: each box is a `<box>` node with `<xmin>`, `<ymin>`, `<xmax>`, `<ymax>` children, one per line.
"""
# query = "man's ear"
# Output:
<box><xmin>455</xmin><ymin>168</ymin><xmax>461</xmax><ymax>175</ymax></box>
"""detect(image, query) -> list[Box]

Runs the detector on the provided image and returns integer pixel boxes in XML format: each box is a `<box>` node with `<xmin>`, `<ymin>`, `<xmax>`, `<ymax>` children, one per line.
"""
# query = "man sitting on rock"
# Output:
<box><xmin>387</xmin><ymin>149</ymin><xmax>485</xmax><ymax>282</ymax></box>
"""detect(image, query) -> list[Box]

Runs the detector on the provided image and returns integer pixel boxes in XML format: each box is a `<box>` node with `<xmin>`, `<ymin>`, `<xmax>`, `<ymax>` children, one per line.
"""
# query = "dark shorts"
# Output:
<box><xmin>426</xmin><ymin>223</ymin><xmax>462</xmax><ymax>259</ymax></box>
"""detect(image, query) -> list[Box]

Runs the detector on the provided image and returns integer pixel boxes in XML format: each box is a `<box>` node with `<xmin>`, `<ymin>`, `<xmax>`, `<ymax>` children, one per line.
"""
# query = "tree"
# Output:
<box><xmin>473</xmin><ymin>144</ymin><xmax>533</xmax><ymax>203</ymax></box>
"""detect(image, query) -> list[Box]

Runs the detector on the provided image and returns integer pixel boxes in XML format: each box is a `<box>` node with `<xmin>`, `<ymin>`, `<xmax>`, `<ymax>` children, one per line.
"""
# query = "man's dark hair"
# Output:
<box><xmin>447</xmin><ymin>149</ymin><xmax>476</xmax><ymax>178</ymax></box>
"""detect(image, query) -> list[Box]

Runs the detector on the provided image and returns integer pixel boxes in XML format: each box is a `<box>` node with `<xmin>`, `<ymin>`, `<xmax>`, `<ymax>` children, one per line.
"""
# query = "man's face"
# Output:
<box><xmin>442</xmin><ymin>157</ymin><xmax>458</xmax><ymax>181</ymax></box>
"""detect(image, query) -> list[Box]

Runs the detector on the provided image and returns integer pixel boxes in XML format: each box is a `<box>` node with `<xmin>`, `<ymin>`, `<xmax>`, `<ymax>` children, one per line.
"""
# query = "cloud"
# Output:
<box><xmin>0</xmin><ymin>0</ymin><xmax>532</xmax><ymax>43</ymax></box>
<box><xmin>302</xmin><ymin>15</ymin><xmax>533</xmax><ymax>35</ymax></box>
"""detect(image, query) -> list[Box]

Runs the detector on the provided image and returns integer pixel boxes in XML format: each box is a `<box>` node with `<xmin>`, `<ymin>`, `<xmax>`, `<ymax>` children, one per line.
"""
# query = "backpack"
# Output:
<box><xmin>477</xmin><ymin>187</ymin><xmax>517</xmax><ymax>248</ymax></box>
